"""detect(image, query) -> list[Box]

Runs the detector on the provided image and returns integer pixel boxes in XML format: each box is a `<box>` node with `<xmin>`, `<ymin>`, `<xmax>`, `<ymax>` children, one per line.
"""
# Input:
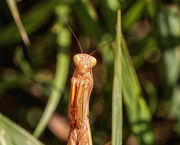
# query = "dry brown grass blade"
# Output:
<box><xmin>6</xmin><ymin>0</ymin><xmax>30</xmax><ymax>46</ymax></box>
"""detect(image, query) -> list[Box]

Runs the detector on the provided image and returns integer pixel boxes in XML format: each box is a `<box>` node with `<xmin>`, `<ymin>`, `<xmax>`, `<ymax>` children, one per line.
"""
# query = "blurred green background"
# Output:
<box><xmin>0</xmin><ymin>0</ymin><xmax>180</xmax><ymax>145</ymax></box>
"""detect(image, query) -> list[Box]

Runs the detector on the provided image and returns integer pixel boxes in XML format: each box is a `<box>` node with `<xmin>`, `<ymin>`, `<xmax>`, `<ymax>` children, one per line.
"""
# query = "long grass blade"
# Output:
<box><xmin>112</xmin><ymin>9</ymin><xmax>122</xmax><ymax>145</ymax></box>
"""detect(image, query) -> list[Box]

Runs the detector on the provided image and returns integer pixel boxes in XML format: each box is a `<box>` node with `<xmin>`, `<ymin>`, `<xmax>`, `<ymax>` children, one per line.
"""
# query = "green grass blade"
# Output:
<box><xmin>0</xmin><ymin>114</ymin><xmax>44</xmax><ymax>145</ymax></box>
<box><xmin>112</xmin><ymin>10</ymin><xmax>122</xmax><ymax>145</ymax></box>
<box><xmin>33</xmin><ymin>6</ymin><xmax>70</xmax><ymax>138</ymax></box>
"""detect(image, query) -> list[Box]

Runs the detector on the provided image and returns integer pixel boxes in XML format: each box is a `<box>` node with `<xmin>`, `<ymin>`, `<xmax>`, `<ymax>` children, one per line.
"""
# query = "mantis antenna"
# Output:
<box><xmin>54</xmin><ymin>7</ymin><xmax>116</xmax><ymax>55</ymax></box>
<box><xmin>90</xmin><ymin>39</ymin><xmax>115</xmax><ymax>56</ymax></box>
<box><xmin>54</xmin><ymin>7</ymin><xmax>83</xmax><ymax>54</ymax></box>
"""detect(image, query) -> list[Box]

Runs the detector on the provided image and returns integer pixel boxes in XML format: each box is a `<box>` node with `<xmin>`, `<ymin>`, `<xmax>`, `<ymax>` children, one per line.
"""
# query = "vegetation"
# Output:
<box><xmin>0</xmin><ymin>0</ymin><xmax>180</xmax><ymax>145</ymax></box>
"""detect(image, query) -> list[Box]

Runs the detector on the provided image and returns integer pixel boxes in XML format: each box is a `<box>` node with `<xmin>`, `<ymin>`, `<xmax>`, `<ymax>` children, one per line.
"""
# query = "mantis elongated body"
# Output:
<box><xmin>68</xmin><ymin>54</ymin><xmax>96</xmax><ymax>145</ymax></box>
<box><xmin>56</xmin><ymin>11</ymin><xmax>97</xmax><ymax>144</ymax></box>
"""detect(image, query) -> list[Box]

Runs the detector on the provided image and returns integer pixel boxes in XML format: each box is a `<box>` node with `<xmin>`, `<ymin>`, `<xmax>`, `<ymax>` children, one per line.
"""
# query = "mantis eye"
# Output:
<box><xmin>90</xmin><ymin>57</ymin><xmax>97</xmax><ymax>68</ymax></box>
<box><xmin>73</xmin><ymin>55</ymin><xmax>81</xmax><ymax>64</ymax></box>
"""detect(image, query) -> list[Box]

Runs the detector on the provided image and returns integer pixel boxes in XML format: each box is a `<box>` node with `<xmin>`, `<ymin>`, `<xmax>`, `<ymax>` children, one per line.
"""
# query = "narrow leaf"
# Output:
<box><xmin>112</xmin><ymin>9</ymin><xmax>122</xmax><ymax>145</ymax></box>
<box><xmin>0</xmin><ymin>114</ymin><xmax>44</xmax><ymax>145</ymax></box>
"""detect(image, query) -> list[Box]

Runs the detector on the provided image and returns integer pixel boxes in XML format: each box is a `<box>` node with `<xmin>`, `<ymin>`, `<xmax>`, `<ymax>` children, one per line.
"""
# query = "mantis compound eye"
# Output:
<box><xmin>73</xmin><ymin>54</ymin><xmax>81</xmax><ymax>64</ymax></box>
<box><xmin>90</xmin><ymin>57</ymin><xmax>97</xmax><ymax>68</ymax></box>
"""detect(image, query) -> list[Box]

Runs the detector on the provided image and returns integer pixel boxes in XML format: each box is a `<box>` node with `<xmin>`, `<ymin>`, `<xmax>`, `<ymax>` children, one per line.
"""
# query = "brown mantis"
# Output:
<box><xmin>68</xmin><ymin>40</ymin><xmax>114</xmax><ymax>145</ymax></box>
<box><xmin>68</xmin><ymin>53</ymin><xmax>96</xmax><ymax>145</ymax></box>
<box><xmin>57</xmin><ymin>11</ymin><xmax>113</xmax><ymax>145</ymax></box>
<box><xmin>57</xmin><ymin>13</ymin><xmax>96</xmax><ymax>145</ymax></box>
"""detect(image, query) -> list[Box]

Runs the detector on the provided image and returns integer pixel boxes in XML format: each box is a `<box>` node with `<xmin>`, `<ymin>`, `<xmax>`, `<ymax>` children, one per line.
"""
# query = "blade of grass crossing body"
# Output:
<box><xmin>33</xmin><ymin>6</ymin><xmax>70</xmax><ymax>138</ymax></box>
<box><xmin>112</xmin><ymin>10</ymin><xmax>122</xmax><ymax>145</ymax></box>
